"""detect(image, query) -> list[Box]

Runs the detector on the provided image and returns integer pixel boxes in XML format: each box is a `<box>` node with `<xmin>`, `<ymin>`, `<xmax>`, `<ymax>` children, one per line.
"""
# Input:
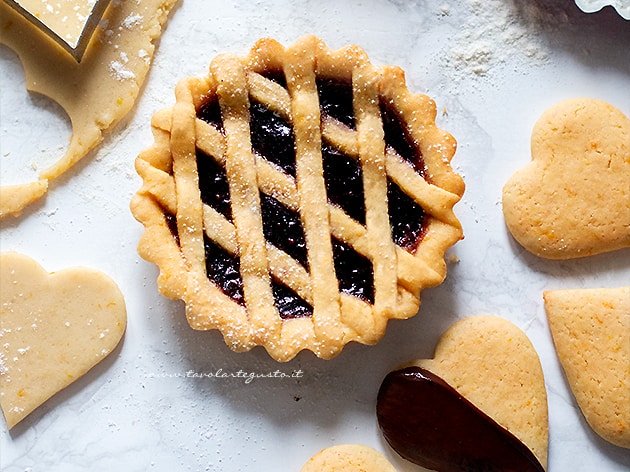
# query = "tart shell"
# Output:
<box><xmin>131</xmin><ymin>36</ymin><xmax>464</xmax><ymax>361</ymax></box>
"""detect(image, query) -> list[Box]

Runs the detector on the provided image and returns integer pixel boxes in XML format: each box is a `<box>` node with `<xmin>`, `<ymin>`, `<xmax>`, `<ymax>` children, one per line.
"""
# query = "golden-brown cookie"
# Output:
<box><xmin>300</xmin><ymin>444</ymin><xmax>397</xmax><ymax>472</ymax></box>
<box><xmin>0</xmin><ymin>252</ymin><xmax>127</xmax><ymax>429</ymax></box>
<box><xmin>130</xmin><ymin>36</ymin><xmax>464</xmax><ymax>361</ymax></box>
<box><xmin>377</xmin><ymin>315</ymin><xmax>548</xmax><ymax>470</ymax></box>
<box><xmin>502</xmin><ymin>98</ymin><xmax>630</xmax><ymax>259</ymax></box>
<box><xmin>544</xmin><ymin>286</ymin><xmax>630</xmax><ymax>448</ymax></box>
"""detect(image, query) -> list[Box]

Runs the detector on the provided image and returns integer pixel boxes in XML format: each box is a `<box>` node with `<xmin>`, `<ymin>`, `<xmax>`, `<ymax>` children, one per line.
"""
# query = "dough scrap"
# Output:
<box><xmin>502</xmin><ymin>98</ymin><xmax>630</xmax><ymax>259</ymax></box>
<box><xmin>412</xmin><ymin>315</ymin><xmax>549</xmax><ymax>469</ymax></box>
<box><xmin>0</xmin><ymin>0</ymin><xmax>178</xmax><ymax>219</ymax></box>
<box><xmin>300</xmin><ymin>444</ymin><xmax>398</xmax><ymax>472</ymax></box>
<box><xmin>0</xmin><ymin>180</ymin><xmax>48</xmax><ymax>218</ymax></box>
<box><xmin>0</xmin><ymin>252</ymin><xmax>127</xmax><ymax>429</ymax></box>
<box><xmin>544</xmin><ymin>286</ymin><xmax>630</xmax><ymax>448</ymax></box>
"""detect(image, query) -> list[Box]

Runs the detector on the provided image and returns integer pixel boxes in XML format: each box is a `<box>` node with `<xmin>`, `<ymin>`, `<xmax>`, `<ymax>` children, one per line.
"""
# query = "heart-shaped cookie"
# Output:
<box><xmin>544</xmin><ymin>286</ymin><xmax>630</xmax><ymax>449</ymax></box>
<box><xmin>300</xmin><ymin>444</ymin><xmax>397</xmax><ymax>472</ymax></box>
<box><xmin>502</xmin><ymin>98</ymin><xmax>630</xmax><ymax>259</ymax></box>
<box><xmin>377</xmin><ymin>315</ymin><xmax>548</xmax><ymax>471</ymax></box>
<box><xmin>0</xmin><ymin>252</ymin><xmax>126</xmax><ymax>429</ymax></box>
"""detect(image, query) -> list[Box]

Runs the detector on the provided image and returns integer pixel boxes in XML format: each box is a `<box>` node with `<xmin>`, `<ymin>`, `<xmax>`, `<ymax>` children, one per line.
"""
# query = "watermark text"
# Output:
<box><xmin>144</xmin><ymin>368</ymin><xmax>304</xmax><ymax>384</ymax></box>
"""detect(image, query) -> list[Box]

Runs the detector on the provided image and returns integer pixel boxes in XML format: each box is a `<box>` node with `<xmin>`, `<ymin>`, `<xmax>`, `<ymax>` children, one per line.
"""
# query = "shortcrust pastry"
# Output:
<box><xmin>0</xmin><ymin>0</ymin><xmax>178</xmax><ymax>218</ymax></box>
<box><xmin>301</xmin><ymin>444</ymin><xmax>397</xmax><ymax>471</ymax></box>
<box><xmin>0</xmin><ymin>252</ymin><xmax>126</xmax><ymax>429</ymax></box>
<box><xmin>502</xmin><ymin>98</ymin><xmax>630</xmax><ymax>259</ymax></box>
<box><xmin>377</xmin><ymin>316</ymin><xmax>548</xmax><ymax>470</ymax></box>
<box><xmin>544</xmin><ymin>287</ymin><xmax>630</xmax><ymax>449</ymax></box>
<box><xmin>131</xmin><ymin>36</ymin><xmax>464</xmax><ymax>361</ymax></box>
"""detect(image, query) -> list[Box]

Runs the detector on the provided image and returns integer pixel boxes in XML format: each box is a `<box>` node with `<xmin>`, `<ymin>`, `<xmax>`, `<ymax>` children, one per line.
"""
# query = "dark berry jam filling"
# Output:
<box><xmin>260</xmin><ymin>68</ymin><xmax>288</xmax><ymax>89</ymax></box>
<box><xmin>197</xmin><ymin>150</ymin><xmax>232</xmax><ymax>222</ymax></box>
<box><xmin>380</xmin><ymin>99</ymin><xmax>426</xmax><ymax>176</ymax></box>
<box><xmin>191</xmin><ymin>73</ymin><xmax>430</xmax><ymax>316</ymax></box>
<box><xmin>250</xmin><ymin>100</ymin><xmax>297</xmax><ymax>177</ymax></box>
<box><xmin>260</xmin><ymin>193</ymin><xmax>308</xmax><ymax>269</ymax></box>
<box><xmin>317</xmin><ymin>78</ymin><xmax>355</xmax><ymax>129</ymax></box>
<box><xmin>388</xmin><ymin>179</ymin><xmax>425</xmax><ymax>252</ymax></box>
<box><xmin>322</xmin><ymin>142</ymin><xmax>366</xmax><ymax>226</ymax></box>
<box><xmin>204</xmin><ymin>235</ymin><xmax>245</xmax><ymax>306</ymax></box>
<box><xmin>197</xmin><ymin>97</ymin><xmax>224</xmax><ymax>131</ymax></box>
<box><xmin>332</xmin><ymin>238</ymin><xmax>374</xmax><ymax>304</ymax></box>
<box><xmin>272</xmin><ymin>279</ymin><xmax>313</xmax><ymax>319</ymax></box>
<box><xmin>204</xmin><ymin>234</ymin><xmax>313</xmax><ymax>319</ymax></box>
<box><xmin>164</xmin><ymin>211</ymin><xmax>179</xmax><ymax>245</ymax></box>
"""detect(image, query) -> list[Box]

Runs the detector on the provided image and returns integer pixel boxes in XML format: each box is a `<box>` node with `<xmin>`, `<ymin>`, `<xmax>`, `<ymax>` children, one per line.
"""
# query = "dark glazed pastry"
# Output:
<box><xmin>377</xmin><ymin>366</ymin><xmax>545</xmax><ymax>472</ymax></box>
<box><xmin>376</xmin><ymin>316</ymin><xmax>549</xmax><ymax>470</ymax></box>
<box><xmin>130</xmin><ymin>36</ymin><xmax>464</xmax><ymax>361</ymax></box>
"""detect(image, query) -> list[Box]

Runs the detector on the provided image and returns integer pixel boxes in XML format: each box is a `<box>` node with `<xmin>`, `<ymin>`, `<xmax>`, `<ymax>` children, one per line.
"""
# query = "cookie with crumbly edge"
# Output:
<box><xmin>301</xmin><ymin>444</ymin><xmax>397</xmax><ymax>472</ymax></box>
<box><xmin>130</xmin><ymin>35</ymin><xmax>464</xmax><ymax>361</ymax></box>
<box><xmin>502</xmin><ymin>98</ymin><xmax>630</xmax><ymax>259</ymax></box>
<box><xmin>544</xmin><ymin>286</ymin><xmax>630</xmax><ymax>448</ymax></box>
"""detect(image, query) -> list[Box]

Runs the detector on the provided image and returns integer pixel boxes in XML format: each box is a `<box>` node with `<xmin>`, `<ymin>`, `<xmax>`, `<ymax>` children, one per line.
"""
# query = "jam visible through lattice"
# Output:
<box><xmin>192</xmin><ymin>75</ymin><xmax>427</xmax><ymax>319</ymax></box>
<box><xmin>131</xmin><ymin>37</ymin><xmax>466</xmax><ymax>360</ymax></box>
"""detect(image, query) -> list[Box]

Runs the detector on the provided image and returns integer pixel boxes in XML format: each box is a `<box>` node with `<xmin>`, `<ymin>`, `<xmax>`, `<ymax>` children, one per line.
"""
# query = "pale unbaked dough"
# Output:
<box><xmin>502</xmin><ymin>98</ymin><xmax>630</xmax><ymax>259</ymax></box>
<box><xmin>412</xmin><ymin>315</ymin><xmax>549</xmax><ymax>469</ymax></box>
<box><xmin>300</xmin><ymin>444</ymin><xmax>398</xmax><ymax>472</ymax></box>
<box><xmin>0</xmin><ymin>181</ymin><xmax>48</xmax><ymax>218</ymax></box>
<box><xmin>0</xmin><ymin>0</ymin><xmax>178</xmax><ymax>219</ymax></box>
<box><xmin>544</xmin><ymin>287</ymin><xmax>630</xmax><ymax>449</ymax></box>
<box><xmin>0</xmin><ymin>252</ymin><xmax>127</xmax><ymax>429</ymax></box>
<box><xmin>9</xmin><ymin>0</ymin><xmax>102</xmax><ymax>50</ymax></box>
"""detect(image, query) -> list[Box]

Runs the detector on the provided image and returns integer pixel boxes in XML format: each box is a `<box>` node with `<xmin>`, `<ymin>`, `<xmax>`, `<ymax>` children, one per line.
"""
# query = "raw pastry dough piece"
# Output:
<box><xmin>0</xmin><ymin>180</ymin><xmax>48</xmax><ymax>218</ymax></box>
<box><xmin>0</xmin><ymin>252</ymin><xmax>127</xmax><ymax>429</ymax></box>
<box><xmin>502</xmin><ymin>98</ymin><xmax>630</xmax><ymax>259</ymax></box>
<box><xmin>544</xmin><ymin>287</ymin><xmax>630</xmax><ymax>448</ymax></box>
<box><xmin>4</xmin><ymin>0</ymin><xmax>109</xmax><ymax>57</ymax></box>
<box><xmin>0</xmin><ymin>0</ymin><xmax>178</xmax><ymax>219</ymax></box>
<box><xmin>301</xmin><ymin>444</ymin><xmax>397</xmax><ymax>472</ymax></box>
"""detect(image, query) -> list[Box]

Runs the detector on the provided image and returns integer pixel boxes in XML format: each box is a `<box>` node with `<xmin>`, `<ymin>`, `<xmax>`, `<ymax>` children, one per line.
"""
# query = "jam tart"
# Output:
<box><xmin>131</xmin><ymin>36</ymin><xmax>464</xmax><ymax>361</ymax></box>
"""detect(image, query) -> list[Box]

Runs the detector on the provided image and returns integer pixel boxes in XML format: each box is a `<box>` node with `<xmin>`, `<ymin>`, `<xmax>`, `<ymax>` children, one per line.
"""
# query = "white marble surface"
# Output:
<box><xmin>1</xmin><ymin>0</ymin><xmax>629</xmax><ymax>470</ymax></box>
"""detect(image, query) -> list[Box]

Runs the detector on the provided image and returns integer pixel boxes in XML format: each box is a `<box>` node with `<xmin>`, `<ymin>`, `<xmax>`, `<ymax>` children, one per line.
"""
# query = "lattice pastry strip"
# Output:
<box><xmin>131</xmin><ymin>36</ymin><xmax>465</xmax><ymax>361</ymax></box>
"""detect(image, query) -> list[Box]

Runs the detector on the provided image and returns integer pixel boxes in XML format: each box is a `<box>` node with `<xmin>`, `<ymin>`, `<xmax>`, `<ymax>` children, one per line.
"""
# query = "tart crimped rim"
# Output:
<box><xmin>130</xmin><ymin>36</ymin><xmax>464</xmax><ymax>361</ymax></box>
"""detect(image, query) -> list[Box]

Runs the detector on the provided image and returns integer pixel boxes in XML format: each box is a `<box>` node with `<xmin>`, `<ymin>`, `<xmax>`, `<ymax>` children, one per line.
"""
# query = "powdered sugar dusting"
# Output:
<box><xmin>122</xmin><ymin>13</ymin><xmax>144</xmax><ymax>29</ymax></box>
<box><xmin>109</xmin><ymin>59</ymin><xmax>136</xmax><ymax>81</ymax></box>
<box><xmin>0</xmin><ymin>351</ymin><xmax>7</xmax><ymax>375</ymax></box>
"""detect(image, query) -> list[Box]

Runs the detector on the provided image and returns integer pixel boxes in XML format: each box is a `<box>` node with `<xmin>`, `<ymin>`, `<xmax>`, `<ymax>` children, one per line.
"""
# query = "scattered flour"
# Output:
<box><xmin>445</xmin><ymin>0</ymin><xmax>569</xmax><ymax>81</ymax></box>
